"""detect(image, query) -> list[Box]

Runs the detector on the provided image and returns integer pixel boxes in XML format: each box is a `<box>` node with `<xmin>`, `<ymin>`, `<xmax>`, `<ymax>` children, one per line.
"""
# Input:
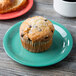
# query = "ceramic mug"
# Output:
<box><xmin>53</xmin><ymin>0</ymin><xmax>76</xmax><ymax>17</ymax></box>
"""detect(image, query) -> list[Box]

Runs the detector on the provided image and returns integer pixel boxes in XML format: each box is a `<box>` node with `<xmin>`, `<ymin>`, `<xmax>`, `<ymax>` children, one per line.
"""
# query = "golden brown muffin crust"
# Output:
<box><xmin>20</xmin><ymin>16</ymin><xmax>54</xmax><ymax>42</ymax></box>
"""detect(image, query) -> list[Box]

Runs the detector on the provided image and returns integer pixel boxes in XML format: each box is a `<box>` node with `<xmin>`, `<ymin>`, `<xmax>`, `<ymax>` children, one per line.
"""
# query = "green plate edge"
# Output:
<box><xmin>3</xmin><ymin>20</ymin><xmax>73</xmax><ymax>67</ymax></box>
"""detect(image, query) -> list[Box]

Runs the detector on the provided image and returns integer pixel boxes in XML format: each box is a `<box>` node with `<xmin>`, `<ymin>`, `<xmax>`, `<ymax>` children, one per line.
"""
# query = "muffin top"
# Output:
<box><xmin>20</xmin><ymin>16</ymin><xmax>54</xmax><ymax>42</ymax></box>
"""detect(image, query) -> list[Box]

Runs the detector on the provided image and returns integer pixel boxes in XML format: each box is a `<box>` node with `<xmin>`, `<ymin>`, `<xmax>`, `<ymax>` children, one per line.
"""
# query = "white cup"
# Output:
<box><xmin>53</xmin><ymin>0</ymin><xmax>76</xmax><ymax>17</ymax></box>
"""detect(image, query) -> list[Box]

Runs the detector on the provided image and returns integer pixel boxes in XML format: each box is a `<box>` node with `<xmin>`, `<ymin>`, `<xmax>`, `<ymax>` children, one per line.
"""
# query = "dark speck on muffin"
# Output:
<box><xmin>28</xmin><ymin>38</ymin><xmax>32</xmax><ymax>41</ymax></box>
<box><xmin>45</xmin><ymin>36</ymin><xmax>48</xmax><ymax>39</ymax></box>
<box><xmin>45</xmin><ymin>19</ymin><xmax>47</xmax><ymax>21</ymax></box>
<box><xmin>51</xmin><ymin>30</ymin><xmax>53</xmax><ymax>33</ymax></box>
<box><xmin>21</xmin><ymin>34</ymin><xmax>24</xmax><ymax>37</ymax></box>
<box><xmin>29</xmin><ymin>25</ymin><xmax>32</xmax><ymax>28</ymax></box>
<box><xmin>38</xmin><ymin>28</ymin><xmax>42</xmax><ymax>32</ymax></box>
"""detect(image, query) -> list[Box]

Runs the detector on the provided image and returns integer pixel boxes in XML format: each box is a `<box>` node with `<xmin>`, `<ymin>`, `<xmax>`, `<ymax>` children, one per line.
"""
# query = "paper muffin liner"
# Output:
<box><xmin>21</xmin><ymin>38</ymin><xmax>52</xmax><ymax>53</ymax></box>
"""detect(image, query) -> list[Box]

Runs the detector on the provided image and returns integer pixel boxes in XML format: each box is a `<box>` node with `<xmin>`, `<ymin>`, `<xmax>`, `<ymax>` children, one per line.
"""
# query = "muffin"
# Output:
<box><xmin>20</xmin><ymin>16</ymin><xmax>54</xmax><ymax>53</ymax></box>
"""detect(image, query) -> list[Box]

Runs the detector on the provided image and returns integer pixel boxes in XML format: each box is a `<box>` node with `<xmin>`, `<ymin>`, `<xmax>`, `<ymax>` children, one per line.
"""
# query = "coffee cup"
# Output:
<box><xmin>53</xmin><ymin>0</ymin><xmax>76</xmax><ymax>17</ymax></box>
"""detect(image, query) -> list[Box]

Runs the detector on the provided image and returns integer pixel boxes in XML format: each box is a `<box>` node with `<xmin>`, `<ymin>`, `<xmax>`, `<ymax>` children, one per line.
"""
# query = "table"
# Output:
<box><xmin>0</xmin><ymin>0</ymin><xmax>76</xmax><ymax>76</ymax></box>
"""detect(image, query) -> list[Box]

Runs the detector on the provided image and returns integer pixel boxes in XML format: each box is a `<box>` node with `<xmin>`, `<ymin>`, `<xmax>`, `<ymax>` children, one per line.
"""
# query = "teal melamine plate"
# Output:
<box><xmin>3</xmin><ymin>20</ymin><xmax>73</xmax><ymax>67</ymax></box>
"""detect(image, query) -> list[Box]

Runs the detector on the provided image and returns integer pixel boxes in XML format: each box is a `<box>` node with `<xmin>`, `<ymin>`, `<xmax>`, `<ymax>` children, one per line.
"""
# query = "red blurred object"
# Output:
<box><xmin>0</xmin><ymin>0</ymin><xmax>33</xmax><ymax>20</ymax></box>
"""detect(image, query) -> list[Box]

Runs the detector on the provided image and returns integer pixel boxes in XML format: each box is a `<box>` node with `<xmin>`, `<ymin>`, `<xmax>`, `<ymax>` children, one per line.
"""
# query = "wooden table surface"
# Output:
<box><xmin>0</xmin><ymin>0</ymin><xmax>76</xmax><ymax>76</ymax></box>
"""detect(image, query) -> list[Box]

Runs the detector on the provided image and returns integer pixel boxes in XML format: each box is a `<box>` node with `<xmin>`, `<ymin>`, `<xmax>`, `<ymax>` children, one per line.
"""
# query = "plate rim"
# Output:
<box><xmin>3</xmin><ymin>20</ymin><xmax>73</xmax><ymax>67</ymax></box>
<box><xmin>0</xmin><ymin>0</ymin><xmax>33</xmax><ymax>20</ymax></box>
